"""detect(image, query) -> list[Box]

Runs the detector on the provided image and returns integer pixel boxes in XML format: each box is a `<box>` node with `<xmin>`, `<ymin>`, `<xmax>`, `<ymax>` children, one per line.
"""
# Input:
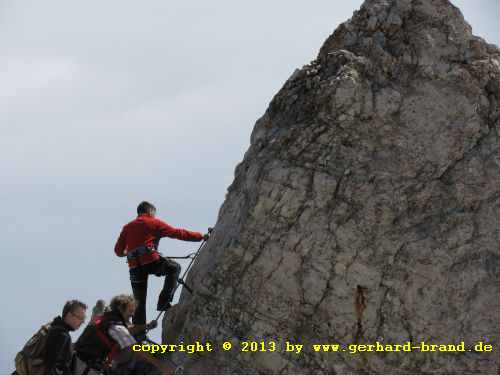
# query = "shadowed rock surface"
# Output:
<box><xmin>163</xmin><ymin>0</ymin><xmax>500</xmax><ymax>373</ymax></box>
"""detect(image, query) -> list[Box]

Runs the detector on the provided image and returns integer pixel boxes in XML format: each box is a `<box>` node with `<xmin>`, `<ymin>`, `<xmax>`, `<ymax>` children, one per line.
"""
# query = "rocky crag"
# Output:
<box><xmin>163</xmin><ymin>0</ymin><xmax>500</xmax><ymax>374</ymax></box>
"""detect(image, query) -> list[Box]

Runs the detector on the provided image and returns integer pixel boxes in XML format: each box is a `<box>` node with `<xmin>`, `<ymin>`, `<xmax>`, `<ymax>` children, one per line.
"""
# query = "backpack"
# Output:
<box><xmin>75</xmin><ymin>313</ymin><xmax>121</xmax><ymax>368</ymax></box>
<box><xmin>14</xmin><ymin>323</ymin><xmax>52</xmax><ymax>375</ymax></box>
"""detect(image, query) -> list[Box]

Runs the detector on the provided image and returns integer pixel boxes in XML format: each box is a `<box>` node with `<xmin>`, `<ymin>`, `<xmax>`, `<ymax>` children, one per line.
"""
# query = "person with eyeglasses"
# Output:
<box><xmin>44</xmin><ymin>300</ymin><xmax>87</xmax><ymax>375</ymax></box>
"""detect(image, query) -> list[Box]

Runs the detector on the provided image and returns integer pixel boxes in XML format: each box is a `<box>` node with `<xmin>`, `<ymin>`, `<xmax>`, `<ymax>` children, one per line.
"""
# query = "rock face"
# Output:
<box><xmin>163</xmin><ymin>0</ymin><xmax>500</xmax><ymax>374</ymax></box>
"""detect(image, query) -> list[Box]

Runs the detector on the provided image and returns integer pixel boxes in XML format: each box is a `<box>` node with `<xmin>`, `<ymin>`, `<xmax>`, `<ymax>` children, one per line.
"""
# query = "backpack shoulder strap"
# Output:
<box><xmin>94</xmin><ymin>316</ymin><xmax>121</xmax><ymax>366</ymax></box>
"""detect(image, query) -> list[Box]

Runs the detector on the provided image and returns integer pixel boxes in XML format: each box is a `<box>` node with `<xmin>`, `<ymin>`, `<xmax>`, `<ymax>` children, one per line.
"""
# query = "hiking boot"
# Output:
<box><xmin>156</xmin><ymin>301</ymin><xmax>172</xmax><ymax>311</ymax></box>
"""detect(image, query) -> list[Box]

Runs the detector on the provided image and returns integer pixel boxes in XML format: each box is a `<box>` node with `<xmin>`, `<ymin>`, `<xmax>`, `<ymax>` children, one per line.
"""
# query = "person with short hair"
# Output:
<box><xmin>74</xmin><ymin>295</ymin><xmax>159</xmax><ymax>375</ymax></box>
<box><xmin>114</xmin><ymin>201</ymin><xmax>209</xmax><ymax>326</ymax></box>
<box><xmin>45</xmin><ymin>300</ymin><xmax>87</xmax><ymax>375</ymax></box>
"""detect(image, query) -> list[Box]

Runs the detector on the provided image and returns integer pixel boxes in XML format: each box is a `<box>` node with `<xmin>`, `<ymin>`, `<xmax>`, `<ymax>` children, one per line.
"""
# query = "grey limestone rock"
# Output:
<box><xmin>163</xmin><ymin>0</ymin><xmax>500</xmax><ymax>373</ymax></box>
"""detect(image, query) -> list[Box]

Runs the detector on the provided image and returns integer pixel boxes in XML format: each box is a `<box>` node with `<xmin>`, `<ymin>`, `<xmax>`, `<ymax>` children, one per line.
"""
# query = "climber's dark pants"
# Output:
<box><xmin>129</xmin><ymin>257</ymin><xmax>181</xmax><ymax>325</ymax></box>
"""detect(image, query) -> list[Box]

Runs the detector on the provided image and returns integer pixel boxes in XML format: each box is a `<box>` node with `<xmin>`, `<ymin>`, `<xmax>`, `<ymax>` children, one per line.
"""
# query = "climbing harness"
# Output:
<box><xmin>126</xmin><ymin>245</ymin><xmax>155</xmax><ymax>268</ymax></box>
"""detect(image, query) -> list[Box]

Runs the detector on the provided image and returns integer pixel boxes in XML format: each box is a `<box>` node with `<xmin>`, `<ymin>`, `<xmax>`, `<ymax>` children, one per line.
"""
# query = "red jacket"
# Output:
<box><xmin>114</xmin><ymin>214</ymin><xmax>203</xmax><ymax>268</ymax></box>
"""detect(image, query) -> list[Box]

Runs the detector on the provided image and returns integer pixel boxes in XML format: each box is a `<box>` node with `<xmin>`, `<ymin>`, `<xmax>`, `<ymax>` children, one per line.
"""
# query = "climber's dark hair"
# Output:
<box><xmin>137</xmin><ymin>201</ymin><xmax>156</xmax><ymax>215</ymax></box>
<box><xmin>110</xmin><ymin>294</ymin><xmax>136</xmax><ymax>313</ymax></box>
<box><xmin>62</xmin><ymin>300</ymin><xmax>87</xmax><ymax>318</ymax></box>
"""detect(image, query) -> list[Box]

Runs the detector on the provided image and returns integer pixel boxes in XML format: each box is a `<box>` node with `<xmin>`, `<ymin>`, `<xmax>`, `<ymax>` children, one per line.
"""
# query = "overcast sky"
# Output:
<box><xmin>1</xmin><ymin>1</ymin><xmax>499</xmax><ymax>372</ymax></box>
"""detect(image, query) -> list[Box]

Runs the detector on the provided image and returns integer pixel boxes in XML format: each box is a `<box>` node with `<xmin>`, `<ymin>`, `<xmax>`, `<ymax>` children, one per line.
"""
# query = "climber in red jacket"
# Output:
<box><xmin>114</xmin><ymin>201</ymin><xmax>209</xmax><ymax>326</ymax></box>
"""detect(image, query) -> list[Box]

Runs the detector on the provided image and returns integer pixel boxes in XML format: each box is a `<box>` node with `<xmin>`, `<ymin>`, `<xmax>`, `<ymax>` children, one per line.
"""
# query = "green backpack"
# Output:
<box><xmin>15</xmin><ymin>323</ymin><xmax>52</xmax><ymax>375</ymax></box>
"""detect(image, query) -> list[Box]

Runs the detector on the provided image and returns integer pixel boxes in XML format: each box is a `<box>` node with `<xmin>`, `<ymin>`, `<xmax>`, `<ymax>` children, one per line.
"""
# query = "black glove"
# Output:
<box><xmin>146</xmin><ymin>320</ymin><xmax>158</xmax><ymax>330</ymax></box>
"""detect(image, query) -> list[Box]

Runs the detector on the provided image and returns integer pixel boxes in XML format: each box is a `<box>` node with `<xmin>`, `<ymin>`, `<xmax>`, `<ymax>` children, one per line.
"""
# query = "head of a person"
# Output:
<box><xmin>110</xmin><ymin>294</ymin><xmax>136</xmax><ymax>323</ymax></box>
<box><xmin>62</xmin><ymin>300</ymin><xmax>87</xmax><ymax>330</ymax></box>
<box><xmin>137</xmin><ymin>201</ymin><xmax>156</xmax><ymax>217</ymax></box>
<box><xmin>95</xmin><ymin>299</ymin><xmax>106</xmax><ymax>310</ymax></box>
